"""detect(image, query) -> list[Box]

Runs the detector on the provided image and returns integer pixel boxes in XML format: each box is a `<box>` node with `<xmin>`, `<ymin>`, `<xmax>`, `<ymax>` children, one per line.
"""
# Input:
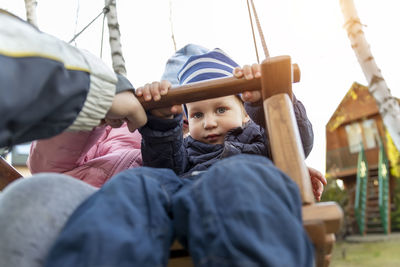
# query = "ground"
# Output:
<box><xmin>331</xmin><ymin>233</ymin><xmax>400</xmax><ymax>266</ymax></box>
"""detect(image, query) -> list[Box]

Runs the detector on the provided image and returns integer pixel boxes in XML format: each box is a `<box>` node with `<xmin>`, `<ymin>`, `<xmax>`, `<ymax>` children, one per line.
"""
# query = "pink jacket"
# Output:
<box><xmin>28</xmin><ymin>124</ymin><xmax>142</xmax><ymax>188</ymax></box>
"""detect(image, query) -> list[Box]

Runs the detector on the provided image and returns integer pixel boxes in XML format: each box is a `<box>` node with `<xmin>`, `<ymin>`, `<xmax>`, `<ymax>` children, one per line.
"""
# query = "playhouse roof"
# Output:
<box><xmin>326</xmin><ymin>82</ymin><xmax>379</xmax><ymax>132</ymax></box>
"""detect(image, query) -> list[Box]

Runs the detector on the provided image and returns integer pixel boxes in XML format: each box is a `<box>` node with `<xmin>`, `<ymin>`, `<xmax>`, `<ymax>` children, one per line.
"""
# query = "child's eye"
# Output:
<box><xmin>216</xmin><ymin>107</ymin><xmax>227</xmax><ymax>114</ymax></box>
<box><xmin>192</xmin><ymin>112</ymin><xmax>203</xmax><ymax>119</ymax></box>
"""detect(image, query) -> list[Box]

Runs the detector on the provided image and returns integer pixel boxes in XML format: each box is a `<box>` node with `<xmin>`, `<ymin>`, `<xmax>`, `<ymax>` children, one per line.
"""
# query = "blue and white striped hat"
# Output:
<box><xmin>161</xmin><ymin>44</ymin><xmax>210</xmax><ymax>86</ymax></box>
<box><xmin>178</xmin><ymin>48</ymin><xmax>239</xmax><ymax>85</ymax></box>
<box><xmin>177</xmin><ymin>48</ymin><xmax>240</xmax><ymax>117</ymax></box>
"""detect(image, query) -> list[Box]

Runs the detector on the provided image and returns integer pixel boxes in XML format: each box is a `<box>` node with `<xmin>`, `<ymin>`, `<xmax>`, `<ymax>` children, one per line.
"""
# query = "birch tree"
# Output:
<box><xmin>105</xmin><ymin>0</ymin><xmax>126</xmax><ymax>76</ymax></box>
<box><xmin>340</xmin><ymin>0</ymin><xmax>400</xmax><ymax>151</ymax></box>
<box><xmin>24</xmin><ymin>0</ymin><xmax>38</xmax><ymax>27</ymax></box>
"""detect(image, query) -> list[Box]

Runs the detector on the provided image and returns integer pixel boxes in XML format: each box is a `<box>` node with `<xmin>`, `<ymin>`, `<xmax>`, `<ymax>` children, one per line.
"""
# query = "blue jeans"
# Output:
<box><xmin>45</xmin><ymin>154</ymin><xmax>314</xmax><ymax>267</ymax></box>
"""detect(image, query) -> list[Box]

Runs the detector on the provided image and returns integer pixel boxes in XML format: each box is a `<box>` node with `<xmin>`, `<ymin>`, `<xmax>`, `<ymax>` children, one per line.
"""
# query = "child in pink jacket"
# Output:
<box><xmin>28</xmin><ymin>124</ymin><xmax>142</xmax><ymax>188</ymax></box>
<box><xmin>27</xmin><ymin>72</ymin><xmax>144</xmax><ymax>188</ymax></box>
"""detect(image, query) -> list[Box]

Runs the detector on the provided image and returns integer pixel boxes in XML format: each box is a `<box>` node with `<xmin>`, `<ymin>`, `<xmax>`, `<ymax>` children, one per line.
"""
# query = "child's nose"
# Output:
<box><xmin>203</xmin><ymin>114</ymin><xmax>217</xmax><ymax>129</ymax></box>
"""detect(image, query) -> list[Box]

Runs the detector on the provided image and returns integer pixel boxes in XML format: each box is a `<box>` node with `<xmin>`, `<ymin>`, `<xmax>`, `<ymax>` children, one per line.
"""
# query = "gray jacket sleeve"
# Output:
<box><xmin>0</xmin><ymin>10</ymin><xmax>117</xmax><ymax>147</ymax></box>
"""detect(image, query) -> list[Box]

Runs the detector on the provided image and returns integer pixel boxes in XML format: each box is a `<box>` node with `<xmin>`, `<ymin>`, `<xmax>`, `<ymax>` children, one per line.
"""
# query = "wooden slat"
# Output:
<box><xmin>302</xmin><ymin>202</ymin><xmax>343</xmax><ymax>234</ymax></box>
<box><xmin>0</xmin><ymin>156</ymin><xmax>23</xmax><ymax>190</ymax></box>
<box><xmin>263</xmin><ymin>94</ymin><xmax>314</xmax><ymax>204</ymax></box>
<box><xmin>324</xmin><ymin>254</ymin><xmax>332</xmax><ymax>267</ymax></box>
<box><xmin>260</xmin><ymin>56</ymin><xmax>314</xmax><ymax>204</ymax></box>
<box><xmin>260</xmin><ymin>56</ymin><xmax>294</xmax><ymax>100</ymax></box>
<box><xmin>139</xmin><ymin>76</ymin><xmax>260</xmax><ymax>110</ymax></box>
<box><xmin>137</xmin><ymin>63</ymin><xmax>300</xmax><ymax>110</ymax></box>
<box><xmin>170</xmin><ymin>240</ymin><xmax>184</xmax><ymax>251</ymax></box>
<box><xmin>168</xmin><ymin>256</ymin><xmax>193</xmax><ymax>267</ymax></box>
<box><xmin>324</xmin><ymin>233</ymin><xmax>336</xmax><ymax>255</ymax></box>
<box><xmin>304</xmin><ymin>219</ymin><xmax>326</xmax><ymax>267</ymax></box>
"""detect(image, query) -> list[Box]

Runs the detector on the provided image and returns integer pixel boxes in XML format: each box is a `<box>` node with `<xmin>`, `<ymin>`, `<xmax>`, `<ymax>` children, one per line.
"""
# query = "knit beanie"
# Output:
<box><xmin>161</xmin><ymin>44</ymin><xmax>210</xmax><ymax>86</ymax></box>
<box><xmin>177</xmin><ymin>48</ymin><xmax>240</xmax><ymax>117</ymax></box>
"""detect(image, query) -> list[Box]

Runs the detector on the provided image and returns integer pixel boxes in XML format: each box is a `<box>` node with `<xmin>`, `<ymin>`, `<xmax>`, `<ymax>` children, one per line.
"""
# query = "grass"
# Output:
<box><xmin>331</xmin><ymin>239</ymin><xmax>400</xmax><ymax>266</ymax></box>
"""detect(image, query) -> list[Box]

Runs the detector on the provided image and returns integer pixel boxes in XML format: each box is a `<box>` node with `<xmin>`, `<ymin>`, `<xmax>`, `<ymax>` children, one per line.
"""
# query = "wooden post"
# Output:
<box><xmin>260</xmin><ymin>55</ymin><xmax>314</xmax><ymax>204</ymax></box>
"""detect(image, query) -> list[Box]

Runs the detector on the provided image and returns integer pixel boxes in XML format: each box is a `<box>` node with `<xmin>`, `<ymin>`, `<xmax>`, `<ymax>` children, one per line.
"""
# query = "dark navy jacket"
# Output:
<box><xmin>139</xmin><ymin>96</ymin><xmax>313</xmax><ymax>177</ymax></box>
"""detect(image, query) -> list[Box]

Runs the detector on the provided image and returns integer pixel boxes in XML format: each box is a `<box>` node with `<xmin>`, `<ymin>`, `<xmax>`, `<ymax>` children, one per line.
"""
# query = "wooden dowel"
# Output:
<box><xmin>261</xmin><ymin>55</ymin><xmax>293</xmax><ymax>100</ymax></box>
<box><xmin>264</xmin><ymin>94</ymin><xmax>314</xmax><ymax>204</ymax></box>
<box><xmin>138</xmin><ymin>63</ymin><xmax>300</xmax><ymax>110</ymax></box>
<box><xmin>260</xmin><ymin>56</ymin><xmax>314</xmax><ymax>204</ymax></box>
<box><xmin>0</xmin><ymin>156</ymin><xmax>23</xmax><ymax>190</ymax></box>
<box><xmin>139</xmin><ymin>76</ymin><xmax>261</xmax><ymax>110</ymax></box>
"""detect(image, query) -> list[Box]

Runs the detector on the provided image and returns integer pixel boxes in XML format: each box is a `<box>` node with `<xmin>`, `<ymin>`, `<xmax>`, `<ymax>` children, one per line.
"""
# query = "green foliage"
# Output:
<box><xmin>321</xmin><ymin>177</ymin><xmax>349</xmax><ymax>238</ymax></box>
<box><xmin>386</xmin><ymin>130</ymin><xmax>400</xmax><ymax>178</ymax></box>
<box><xmin>321</xmin><ymin>177</ymin><xmax>348</xmax><ymax>206</ymax></box>
<box><xmin>391</xmin><ymin>178</ymin><xmax>400</xmax><ymax>231</ymax></box>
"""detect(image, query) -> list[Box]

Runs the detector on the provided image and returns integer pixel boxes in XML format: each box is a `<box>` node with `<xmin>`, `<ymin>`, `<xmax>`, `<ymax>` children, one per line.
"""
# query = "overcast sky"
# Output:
<box><xmin>1</xmin><ymin>0</ymin><xmax>399</xmax><ymax>173</ymax></box>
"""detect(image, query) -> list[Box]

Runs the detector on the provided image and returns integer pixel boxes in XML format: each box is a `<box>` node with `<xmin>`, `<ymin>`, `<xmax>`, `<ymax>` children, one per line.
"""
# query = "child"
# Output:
<box><xmin>44</xmin><ymin>47</ymin><xmax>317</xmax><ymax>266</ymax></box>
<box><xmin>28</xmin><ymin>122</ymin><xmax>143</xmax><ymax>187</ymax></box>
<box><xmin>137</xmin><ymin>46</ymin><xmax>326</xmax><ymax>199</ymax></box>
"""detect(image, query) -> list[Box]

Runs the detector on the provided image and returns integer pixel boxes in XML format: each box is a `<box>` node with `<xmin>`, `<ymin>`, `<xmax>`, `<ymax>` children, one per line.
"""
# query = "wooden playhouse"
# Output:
<box><xmin>325</xmin><ymin>82</ymin><xmax>400</xmax><ymax>235</ymax></box>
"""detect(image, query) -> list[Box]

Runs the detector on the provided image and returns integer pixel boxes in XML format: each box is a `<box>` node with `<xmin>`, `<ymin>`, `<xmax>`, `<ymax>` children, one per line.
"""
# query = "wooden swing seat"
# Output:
<box><xmin>0</xmin><ymin>56</ymin><xmax>342</xmax><ymax>267</ymax></box>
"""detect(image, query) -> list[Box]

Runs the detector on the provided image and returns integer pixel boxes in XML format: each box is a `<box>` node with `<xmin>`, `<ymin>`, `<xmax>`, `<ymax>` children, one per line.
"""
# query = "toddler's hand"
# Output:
<box><xmin>233</xmin><ymin>64</ymin><xmax>262</xmax><ymax>103</ymax></box>
<box><xmin>135</xmin><ymin>80</ymin><xmax>182</xmax><ymax>118</ymax></box>
<box><xmin>135</xmin><ymin>80</ymin><xmax>170</xmax><ymax>101</ymax></box>
<box><xmin>308</xmin><ymin>166</ymin><xmax>327</xmax><ymax>201</ymax></box>
<box><xmin>105</xmin><ymin>91</ymin><xmax>147</xmax><ymax>132</ymax></box>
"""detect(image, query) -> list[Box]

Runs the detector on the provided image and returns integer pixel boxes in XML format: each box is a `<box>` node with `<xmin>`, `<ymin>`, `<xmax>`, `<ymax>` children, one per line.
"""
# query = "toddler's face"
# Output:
<box><xmin>186</xmin><ymin>95</ymin><xmax>249</xmax><ymax>144</ymax></box>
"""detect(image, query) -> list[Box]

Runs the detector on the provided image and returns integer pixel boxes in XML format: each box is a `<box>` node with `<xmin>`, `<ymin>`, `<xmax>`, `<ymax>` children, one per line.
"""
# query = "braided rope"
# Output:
<box><xmin>249</xmin><ymin>0</ymin><xmax>270</xmax><ymax>59</ymax></box>
<box><xmin>246</xmin><ymin>0</ymin><xmax>260</xmax><ymax>63</ymax></box>
<box><xmin>169</xmin><ymin>0</ymin><xmax>177</xmax><ymax>52</ymax></box>
<box><xmin>68</xmin><ymin>6</ymin><xmax>110</xmax><ymax>44</ymax></box>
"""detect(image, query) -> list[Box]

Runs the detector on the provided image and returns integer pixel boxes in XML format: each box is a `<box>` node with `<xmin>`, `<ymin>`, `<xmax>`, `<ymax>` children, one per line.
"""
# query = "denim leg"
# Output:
<box><xmin>172</xmin><ymin>154</ymin><xmax>314</xmax><ymax>267</ymax></box>
<box><xmin>45</xmin><ymin>167</ymin><xmax>183</xmax><ymax>267</ymax></box>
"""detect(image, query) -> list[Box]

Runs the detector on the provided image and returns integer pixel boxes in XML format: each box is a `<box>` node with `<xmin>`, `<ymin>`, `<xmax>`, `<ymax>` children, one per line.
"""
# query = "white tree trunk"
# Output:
<box><xmin>340</xmin><ymin>0</ymin><xmax>400</xmax><ymax>151</ymax></box>
<box><xmin>105</xmin><ymin>0</ymin><xmax>126</xmax><ymax>76</ymax></box>
<box><xmin>24</xmin><ymin>0</ymin><xmax>38</xmax><ymax>27</ymax></box>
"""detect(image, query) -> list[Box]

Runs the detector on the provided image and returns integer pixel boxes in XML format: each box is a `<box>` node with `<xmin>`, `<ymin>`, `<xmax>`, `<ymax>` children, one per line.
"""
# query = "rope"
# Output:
<box><xmin>72</xmin><ymin>0</ymin><xmax>80</xmax><ymax>46</ymax></box>
<box><xmin>68</xmin><ymin>6</ymin><xmax>110</xmax><ymax>44</ymax></box>
<box><xmin>100</xmin><ymin>11</ymin><xmax>106</xmax><ymax>58</ymax></box>
<box><xmin>249</xmin><ymin>0</ymin><xmax>270</xmax><ymax>59</ymax></box>
<box><xmin>169</xmin><ymin>0</ymin><xmax>177</xmax><ymax>52</ymax></box>
<box><xmin>246</xmin><ymin>0</ymin><xmax>260</xmax><ymax>63</ymax></box>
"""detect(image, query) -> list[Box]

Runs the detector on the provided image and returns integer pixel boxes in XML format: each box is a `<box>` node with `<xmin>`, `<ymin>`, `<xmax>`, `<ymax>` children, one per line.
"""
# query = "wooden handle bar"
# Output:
<box><xmin>0</xmin><ymin>156</ymin><xmax>23</xmax><ymax>190</ymax></box>
<box><xmin>260</xmin><ymin>56</ymin><xmax>314</xmax><ymax>204</ymax></box>
<box><xmin>138</xmin><ymin>63</ymin><xmax>300</xmax><ymax>110</ymax></box>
